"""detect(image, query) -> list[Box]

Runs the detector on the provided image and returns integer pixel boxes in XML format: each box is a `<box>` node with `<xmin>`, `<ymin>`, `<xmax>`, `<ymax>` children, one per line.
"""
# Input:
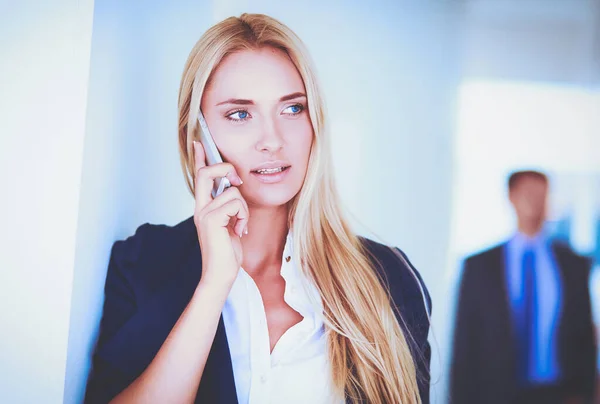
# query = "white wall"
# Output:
<box><xmin>463</xmin><ymin>0</ymin><xmax>600</xmax><ymax>85</ymax></box>
<box><xmin>0</xmin><ymin>1</ymin><xmax>95</xmax><ymax>403</ymax></box>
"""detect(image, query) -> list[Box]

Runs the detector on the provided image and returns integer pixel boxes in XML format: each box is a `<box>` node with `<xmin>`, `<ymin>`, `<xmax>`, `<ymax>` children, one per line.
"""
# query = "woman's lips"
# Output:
<box><xmin>250</xmin><ymin>166</ymin><xmax>291</xmax><ymax>184</ymax></box>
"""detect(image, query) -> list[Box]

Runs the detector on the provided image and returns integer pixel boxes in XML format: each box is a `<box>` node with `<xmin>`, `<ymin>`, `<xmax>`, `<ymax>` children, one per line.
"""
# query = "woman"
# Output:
<box><xmin>86</xmin><ymin>13</ymin><xmax>431</xmax><ymax>404</ymax></box>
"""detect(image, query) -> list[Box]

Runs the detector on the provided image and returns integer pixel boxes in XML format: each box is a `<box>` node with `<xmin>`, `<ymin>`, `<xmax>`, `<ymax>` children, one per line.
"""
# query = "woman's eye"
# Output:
<box><xmin>226</xmin><ymin>110</ymin><xmax>250</xmax><ymax>121</ymax></box>
<box><xmin>283</xmin><ymin>104</ymin><xmax>304</xmax><ymax>115</ymax></box>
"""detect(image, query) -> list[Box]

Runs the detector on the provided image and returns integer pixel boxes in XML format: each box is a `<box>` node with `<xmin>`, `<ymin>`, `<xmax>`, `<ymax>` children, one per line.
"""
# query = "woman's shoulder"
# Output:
<box><xmin>112</xmin><ymin>216</ymin><xmax>195</xmax><ymax>262</ymax></box>
<box><xmin>359</xmin><ymin>237</ymin><xmax>432</xmax><ymax>321</ymax></box>
<box><xmin>108</xmin><ymin>216</ymin><xmax>197</xmax><ymax>289</ymax></box>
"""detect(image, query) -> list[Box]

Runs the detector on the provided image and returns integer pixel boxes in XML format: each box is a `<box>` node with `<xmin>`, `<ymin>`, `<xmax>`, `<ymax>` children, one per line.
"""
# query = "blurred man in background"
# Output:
<box><xmin>450</xmin><ymin>170</ymin><xmax>596</xmax><ymax>404</ymax></box>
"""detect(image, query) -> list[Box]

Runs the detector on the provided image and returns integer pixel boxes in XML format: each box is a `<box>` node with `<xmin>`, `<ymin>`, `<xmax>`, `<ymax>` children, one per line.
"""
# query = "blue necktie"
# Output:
<box><xmin>519</xmin><ymin>248</ymin><xmax>537</xmax><ymax>385</ymax></box>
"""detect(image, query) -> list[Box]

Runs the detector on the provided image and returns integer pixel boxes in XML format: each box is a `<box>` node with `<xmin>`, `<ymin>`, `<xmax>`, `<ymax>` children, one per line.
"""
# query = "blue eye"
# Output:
<box><xmin>283</xmin><ymin>104</ymin><xmax>304</xmax><ymax>115</ymax></box>
<box><xmin>226</xmin><ymin>110</ymin><xmax>250</xmax><ymax>121</ymax></box>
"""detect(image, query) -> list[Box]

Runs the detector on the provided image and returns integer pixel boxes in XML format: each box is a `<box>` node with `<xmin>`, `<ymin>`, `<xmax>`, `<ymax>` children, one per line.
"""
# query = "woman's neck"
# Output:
<box><xmin>241</xmin><ymin>204</ymin><xmax>289</xmax><ymax>277</ymax></box>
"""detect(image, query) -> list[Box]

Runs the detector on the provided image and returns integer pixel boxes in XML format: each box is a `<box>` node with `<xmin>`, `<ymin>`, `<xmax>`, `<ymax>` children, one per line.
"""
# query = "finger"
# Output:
<box><xmin>193</xmin><ymin>159</ymin><xmax>243</xmax><ymax>212</ymax></box>
<box><xmin>202</xmin><ymin>187</ymin><xmax>249</xmax><ymax>236</ymax></box>
<box><xmin>193</xmin><ymin>141</ymin><xmax>207</xmax><ymax>204</ymax></box>
<box><xmin>203</xmin><ymin>186</ymin><xmax>248</xmax><ymax>213</ymax></box>
<box><xmin>193</xmin><ymin>141</ymin><xmax>243</xmax><ymax>188</ymax></box>
<box><xmin>207</xmin><ymin>199</ymin><xmax>248</xmax><ymax>237</ymax></box>
<box><xmin>193</xmin><ymin>140</ymin><xmax>206</xmax><ymax>170</ymax></box>
<box><xmin>233</xmin><ymin>211</ymin><xmax>248</xmax><ymax>238</ymax></box>
<box><xmin>217</xmin><ymin>188</ymin><xmax>249</xmax><ymax>236</ymax></box>
<box><xmin>195</xmin><ymin>163</ymin><xmax>243</xmax><ymax>208</ymax></box>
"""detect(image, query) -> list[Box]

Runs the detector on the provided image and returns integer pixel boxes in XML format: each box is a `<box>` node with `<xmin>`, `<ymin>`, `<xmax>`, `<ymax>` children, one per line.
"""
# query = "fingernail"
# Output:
<box><xmin>226</xmin><ymin>172</ymin><xmax>243</xmax><ymax>185</ymax></box>
<box><xmin>244</xmin><ymin>227</ymin><xmax>248</xmax><ymax>235</ymax></box>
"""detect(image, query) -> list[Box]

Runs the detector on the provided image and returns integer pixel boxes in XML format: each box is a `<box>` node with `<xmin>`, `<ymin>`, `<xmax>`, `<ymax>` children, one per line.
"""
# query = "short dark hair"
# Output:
<box><xmin>508</xmin><ymin>170</ymin><xmax>548</xmax><ymax>190</ymax></box>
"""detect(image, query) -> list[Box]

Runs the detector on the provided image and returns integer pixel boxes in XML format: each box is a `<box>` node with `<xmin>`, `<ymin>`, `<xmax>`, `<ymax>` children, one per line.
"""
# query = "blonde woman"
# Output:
<box><xmin>86</xmin><ymin>13</ymin><xmax>431</xmax><ymax>404</ymax></box>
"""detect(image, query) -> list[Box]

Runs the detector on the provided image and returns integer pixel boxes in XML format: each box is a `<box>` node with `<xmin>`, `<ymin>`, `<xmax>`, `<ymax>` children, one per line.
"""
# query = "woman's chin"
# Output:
<box><xmin>243</xmin><ymin>187</ymin><xmax>299</xmax><ymax>209</ymax></box>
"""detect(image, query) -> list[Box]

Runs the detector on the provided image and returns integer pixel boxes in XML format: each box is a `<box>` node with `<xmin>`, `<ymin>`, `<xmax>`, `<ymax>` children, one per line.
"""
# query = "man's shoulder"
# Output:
<box><xmin>464</xmin><ymin>242</ymin><xmax>506</xmax><ymax>268</ymax></box>
<box><xmin>552</xmin><ymin>240</ymin><xmax>593</xmax><ymax>271</ymax></box>
<box><xmin>552</xmin><ymin>239</ymin><xmax>585</xmax><ymax>258</ymax></box>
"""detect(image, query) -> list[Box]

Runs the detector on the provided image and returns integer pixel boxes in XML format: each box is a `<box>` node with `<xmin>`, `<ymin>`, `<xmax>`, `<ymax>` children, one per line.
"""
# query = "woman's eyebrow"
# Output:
<box><xmin>216</xmin><ymin>98</ymin><xmax>253</xmax><ymax>106</ymax></box>
<box><xmin>215</xmin><ymin>92</ymin><xmax>307</xmax><ymax>106</ymax></box>
<box><xmin>279</xmin><ymin>92</ymin><xmax>306</xmax><ymax>102</ymax></box>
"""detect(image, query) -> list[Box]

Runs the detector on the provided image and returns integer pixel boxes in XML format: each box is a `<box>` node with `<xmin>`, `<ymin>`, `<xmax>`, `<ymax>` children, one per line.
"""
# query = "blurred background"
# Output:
<box><xmin>0</xmin><ymin>0</ymin><xmax>598</xmax><ymax>403</ymax></box>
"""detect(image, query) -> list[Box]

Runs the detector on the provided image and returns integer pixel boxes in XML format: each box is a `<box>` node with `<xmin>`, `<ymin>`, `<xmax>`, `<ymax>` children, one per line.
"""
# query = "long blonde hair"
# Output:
<box><xmin>177</xmin><ymin>13</ymin><xmax>423</xmax><ymax>404</ymax></box>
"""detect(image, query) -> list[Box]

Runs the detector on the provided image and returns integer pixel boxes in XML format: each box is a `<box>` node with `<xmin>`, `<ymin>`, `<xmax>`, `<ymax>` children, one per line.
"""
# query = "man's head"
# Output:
<box><xmin>508</xmin><ymin>170</ymin><xmax>549</xmax><ymax>234</ymax></box>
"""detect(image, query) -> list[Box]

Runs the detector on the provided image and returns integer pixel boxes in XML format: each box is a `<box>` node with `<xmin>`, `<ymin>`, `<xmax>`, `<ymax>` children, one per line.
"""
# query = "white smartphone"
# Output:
<box><xmin>197</xmin><ymin>110</ymin><xmax>231</xmax><ymax>198</ymax></box>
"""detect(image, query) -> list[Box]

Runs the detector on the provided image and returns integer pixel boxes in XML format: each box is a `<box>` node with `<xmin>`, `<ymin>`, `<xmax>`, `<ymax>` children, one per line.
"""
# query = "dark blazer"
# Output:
<box><xmin>85</xmin><ymin>216</ymin><xmax>432</xmax><ymax>403</ymax></box>
<box><xmin>450</xmin><ymin>241</ymin><xmax>596</xmax><ymax>404</ymax></box>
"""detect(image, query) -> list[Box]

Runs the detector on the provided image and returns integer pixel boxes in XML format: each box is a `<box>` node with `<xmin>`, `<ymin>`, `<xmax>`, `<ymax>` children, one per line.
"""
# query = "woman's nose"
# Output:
<box><xmin>255</xmin><ymin>119</ymin><xmax>283</xmax><ymax>153</ymax></box>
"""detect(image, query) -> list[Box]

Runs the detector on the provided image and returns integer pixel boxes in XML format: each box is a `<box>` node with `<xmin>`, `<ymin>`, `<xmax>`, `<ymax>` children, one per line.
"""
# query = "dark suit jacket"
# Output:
<box><xmin>450</xmin><ymin>241</ymin><xmax>596</xmax><ymax>404</ymax></box>
<box><xmin>85</xmin><ymin>216</ymin><xmax>432</xmax><ymax>403</ymax></box>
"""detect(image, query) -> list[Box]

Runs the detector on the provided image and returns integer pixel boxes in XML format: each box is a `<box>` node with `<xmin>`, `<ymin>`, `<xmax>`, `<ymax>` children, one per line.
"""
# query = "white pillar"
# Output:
<box><xmin>0</xmin><ymin>1</ymin><xmax>95</xmax><ymax>402</ymax></box>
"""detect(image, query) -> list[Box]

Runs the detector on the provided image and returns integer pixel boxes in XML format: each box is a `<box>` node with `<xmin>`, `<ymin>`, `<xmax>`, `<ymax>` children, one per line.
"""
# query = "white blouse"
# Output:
<box><xmin>221</xmin><ymin>232</ymin><xmax>344</xmax><ymax>404</ymax></box>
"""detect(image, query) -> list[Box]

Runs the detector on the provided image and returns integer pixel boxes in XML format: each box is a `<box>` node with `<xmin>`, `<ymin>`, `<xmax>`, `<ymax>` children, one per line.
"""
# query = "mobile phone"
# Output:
<box><xmin>197</xmin><ymin>110</ymin><xmax>231</xmax><ymax>198</ymax></box>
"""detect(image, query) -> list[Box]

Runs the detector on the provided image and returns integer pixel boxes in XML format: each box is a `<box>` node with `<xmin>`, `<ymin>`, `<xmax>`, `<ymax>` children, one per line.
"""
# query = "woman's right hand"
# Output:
<box><xmin>193</xmin><ymin>141</ymin><xmax>248</xmax><ymax>289</ymax></box>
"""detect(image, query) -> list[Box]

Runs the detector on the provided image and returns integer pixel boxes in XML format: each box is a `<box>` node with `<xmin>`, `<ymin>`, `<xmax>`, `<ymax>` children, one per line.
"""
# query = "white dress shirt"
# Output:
<box><xmin>222</xmin><ymin>231</ymin><xmax>345</xmax><ymax>404</ymax></box>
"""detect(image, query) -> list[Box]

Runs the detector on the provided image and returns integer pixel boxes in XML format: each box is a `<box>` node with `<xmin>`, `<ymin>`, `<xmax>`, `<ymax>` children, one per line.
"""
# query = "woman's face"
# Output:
<box><xmin>201</xmin><ymin>47</ymin><xmax>314</xmax><ymax>208</ymax></box>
